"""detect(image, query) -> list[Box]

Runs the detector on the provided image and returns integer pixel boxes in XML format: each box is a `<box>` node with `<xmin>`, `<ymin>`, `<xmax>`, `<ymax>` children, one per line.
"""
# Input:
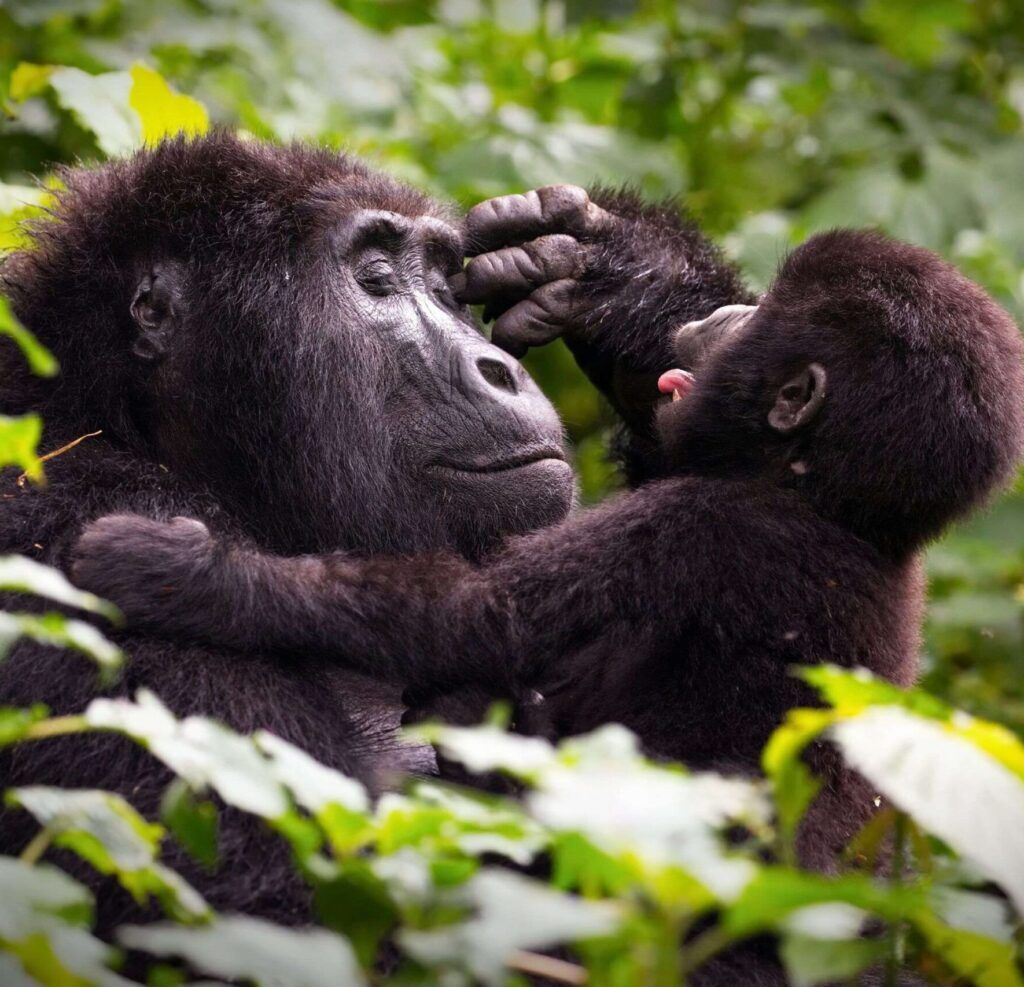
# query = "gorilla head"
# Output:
<box><xmin>660</xmin><ymin>230</ymin><xmax>1024</xmax><ymax>556</ymax></box>
<box><xmin>4</xmin><ymin>135</ymin><xmax>574</xmax><ymax>557</ymax></box>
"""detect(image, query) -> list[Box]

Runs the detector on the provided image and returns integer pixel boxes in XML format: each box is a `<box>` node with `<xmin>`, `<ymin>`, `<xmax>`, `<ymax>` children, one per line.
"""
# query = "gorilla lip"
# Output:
<box><xmin>658</xmin><ymin>369</ymin><xmax>696</xmax><ymax>402</ymax></box>
<box><xmin>433</xmin><ymin>445</ymin><xmax>566</xmax><ymax>474</ymax></box>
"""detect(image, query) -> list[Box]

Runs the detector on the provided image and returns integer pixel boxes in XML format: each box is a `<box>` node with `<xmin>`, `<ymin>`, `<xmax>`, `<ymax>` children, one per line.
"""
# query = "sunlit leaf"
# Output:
<box><xmin>0</xmin><ymin>612</ymin><xmax>123</xmax><ymax>676</ymax></box>
<box><xmin>86</xmin><ymin>691</ymin><xmax>289</xmax><ymax>819</ymax></box>
<box><xmin>120</xmin><ymin>916</ymin><xmax>366</xmax><ymax>987</ymax></box>
<box><xmin>49</xmin><ymin>68</ymin><xmax>141</xmax><ymax>157</ymax></box>
<box><xmin>399</xmin><ymin>869</ymin><xmax>618</xmax><ymax>985</ymax></box>
<box><xmin>0</xmin><ymin>415</ymin><xmax>43</xmax><ymax>482</ymax></box>
<box><xmin>0</xmin><ymin>297</ymin><xmax>57</xmax><ymax>378</ymax></box>
<box><xmin>8</xmin><ymin>63</ymin><xmax>54</xmax><ymax>102</ymax></box>
<box><xmin>160</xmin><ymin>779</ymin><xmax>219</xmax><ymax>871</ymax></box>
<box><xmin>128</xmin><ymin>65</ymin><xmax>209</xmax><ymax>145</ymax></box>
<box><xmin>832</xmin><ymin>706</ymin><xmax>1024</xmax><ymax>912</ymax></box>
<box><xmin>0</xmin><ymin>555</ymin><xmax>120</xmax><ymax>621</ymax></box>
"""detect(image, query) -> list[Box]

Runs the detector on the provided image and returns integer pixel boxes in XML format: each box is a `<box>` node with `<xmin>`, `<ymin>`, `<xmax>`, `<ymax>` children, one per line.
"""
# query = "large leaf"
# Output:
<box><xmin>399</xmin><ymin>869</ymin><xmax>618</xmax><ymax>985</ymax></box>
<box><xmin>7</xmin><ymin>787</ymin><xmax>209</xmax><ymax>922</ymax></box>
<box><xmin>48</xmin><ymin>68</ymin><xmax>141</xmax><ymax>157</ymax></box>
<box><xmin>129</xmin><ymin>65</ymin><xmax>209</xmax><ymax>144</ymax></box>
<box><xmin>119</xmin><ymin>916</ymin><xmax>366</xmax><ymax>987</ymax></box>
<box><xmin>86</xmin><ymin>691</ymin><xmax>289</xmax><ymax>819</ymax></box>
<box><xmin>832</xmin><ymin>706</ymin><xmax>1024</xmax><ymax>912</ymax></box>
<box><xmin>0</xmin><ymin>612</ymin><xmax>124</xmax><ymax>677</ymax></box>
<box><xmin>0</xmin><ymin>555</ymin><xmax>120</xmax><ymax>622</ymax></box>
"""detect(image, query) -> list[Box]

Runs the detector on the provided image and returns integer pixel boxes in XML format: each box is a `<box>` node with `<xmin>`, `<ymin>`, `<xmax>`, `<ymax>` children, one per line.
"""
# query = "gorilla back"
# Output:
<box><xmin>0</xmin><ymin>135</ymin><xmax>575</xmax><ymax>924</ymax></box>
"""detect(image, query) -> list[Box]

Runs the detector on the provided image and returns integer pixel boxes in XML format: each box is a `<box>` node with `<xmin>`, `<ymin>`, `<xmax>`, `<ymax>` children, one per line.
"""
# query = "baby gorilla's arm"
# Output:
<box><xmin>71</xmin><ymin>514</ymin><xmax>514</xmax><ymax>693</ymax></box>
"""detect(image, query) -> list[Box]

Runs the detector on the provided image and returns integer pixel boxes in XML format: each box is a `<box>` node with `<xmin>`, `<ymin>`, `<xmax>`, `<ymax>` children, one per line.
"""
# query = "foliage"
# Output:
<box><xmin>1</xmin><ymin>3</ymin><xmax>1024</xmax><ymax>984</ymax></box>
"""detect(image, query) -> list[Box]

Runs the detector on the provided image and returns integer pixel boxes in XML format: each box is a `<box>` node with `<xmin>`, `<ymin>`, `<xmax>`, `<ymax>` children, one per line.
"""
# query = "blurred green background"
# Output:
<box><xmin>2</xmin><ymin>0</ymin><xmax>1023</xmax><ymax>729</ymax></box>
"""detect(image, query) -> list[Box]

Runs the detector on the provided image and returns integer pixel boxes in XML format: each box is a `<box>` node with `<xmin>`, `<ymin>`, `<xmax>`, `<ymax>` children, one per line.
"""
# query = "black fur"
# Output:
<box><xmin>74</xmin><ymin>231</ymin><xmax>1024</xmax><ymax>887</ymax></box>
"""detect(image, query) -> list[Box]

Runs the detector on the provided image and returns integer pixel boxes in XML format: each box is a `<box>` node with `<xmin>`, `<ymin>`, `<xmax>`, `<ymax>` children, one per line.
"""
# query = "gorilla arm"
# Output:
<box><xmin>456</xmin><ymin>186</ymin><xmax>752</xmax><ymax>480</ymax></box>
<box><xmin>71</xmin><ymin>484</ymin><xmax>699</xmax><ymax>696</ymax></box>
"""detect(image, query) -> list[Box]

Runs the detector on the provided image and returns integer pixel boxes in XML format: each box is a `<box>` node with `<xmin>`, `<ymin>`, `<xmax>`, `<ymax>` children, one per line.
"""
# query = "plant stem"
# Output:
<box><xmin>19</xmin><ymin>826</ymin><xmax>53</xmax><ymax>866</ymax></box>
<box><xmin>885</xmin><ymin>812</ymin><xmax>909</xmax><ymax>987</ymax></box>
<box><xmin>507</xmin><ymin>949</ymin><xmax>586</xmax><ymax>984</ymax></box>
<box><xmin>23</xmin><ymin>714</ymin><xmax>88</xmax><ymax>741</ymax></box>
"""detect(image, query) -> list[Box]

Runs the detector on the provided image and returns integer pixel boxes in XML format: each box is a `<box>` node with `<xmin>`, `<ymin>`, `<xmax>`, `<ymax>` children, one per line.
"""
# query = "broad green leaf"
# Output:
<box><xmin>832</xmin><ymin>706</ymin><xmax>1024</xmax><ymax>911</ymax></box>
<box><xmin>9</xmin><ymin>63</ymin><xmax>55</xmax><ymax>102</ymax></box>
<box><xmin>799</xmin><ymin>664</ymin><xmax>950</xmax><ymax>719</ymax></box>
<box><xmin>410</xmin><ymin>721</ymin><xmax>557</xmax><ymax>778</ymax></box>
<box><xmin>160</xmin><ymin>779</ymin><xmax>219</xmax><ymax>870</ymax></box>
<box><xmin>128</xmin><ymin>65</ymin><xmax>209</xmax><ymax>145</ymax></box>
<box><xmin>86</xmin><ymin>691</ymin><xmax>289</xmax><ymax>819</ymax></box>
<box><xmin>761</xmin><ymin>707</ymin><xmax>833</xmax><ymax>855</ymax></box>
<box><xmin>0</xmin><ymin>297</ymin><xmax>58</xmax><ymax>377</ymax></box>
<box><xmin>779</xmin><ymin>934</ymin><xmax>883</xmax><ymax>987</ymax></box>
<box><xmin>255</xmin><ymin>730</ymin><xmax>368</xmax><ymax>813</ymax></box>
<box><xmin>0</xmin><ymin>612</ymin><xmax>123</xmax><ymax>676</ymax></box>
<box><xmin>7</xmin><ymin>788</ymin><xmax>210</xmax><ymax>924</ymax></box>
<box><xmin>529</xmin><ymin>755</ymin><xmax>769</xmax><ymax>902</ymax></box>
<box><xmin>914</xmin><ymin>909</ymin><xmax>1024</xmax><ymax>987</ymax></box>
<box><xmin>0</xmin><ymin>414</ymin><xmax>43</xmax><ymax>481</ymax></box>
<box><xmin>0</xmin><ymin>555</ymin><xmax>120</xmax><ymax>621</ymax></box>
<box><xmin>312</xmin><ymin>860</ymin><xmax>397</xmax><ymax>967</ymax></box>
<box><xmin>723</xmin><ymin>868</ymin><xmax>926</xmax><ymax>938</ymax></box>
<box><xmin>119</xmin><ymin>916</ymin><xmax>366</xmax><ymax>987</ymax></box>
<box><xmin>0</xmin><ymin>857</ymin><xmax>94</xmax><ymax>936</ymax></box>
<box><xmin>49</xmin><ymin>68</ymin><xmax>141</xmax><ymax>158</ymax></box>
<box><xmin>399</xmin><ymin>869</ymin><xmax>618</xmax><ymax>985</ymax></box>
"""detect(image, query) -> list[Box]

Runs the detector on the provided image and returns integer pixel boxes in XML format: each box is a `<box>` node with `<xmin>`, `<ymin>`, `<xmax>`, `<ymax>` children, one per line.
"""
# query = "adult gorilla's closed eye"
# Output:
<box><xmin>0</xmin><ymin>137</ymin><xmax>748</xmax><ymax>930</ymax></box>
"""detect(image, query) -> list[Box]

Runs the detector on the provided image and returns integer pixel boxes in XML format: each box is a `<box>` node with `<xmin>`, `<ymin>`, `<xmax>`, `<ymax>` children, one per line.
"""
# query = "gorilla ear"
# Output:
<box><xmin>130</xmin><ymin>264</ymin><xmax>182</xmax><ymax>363</ymax></box>
<box><xmin>768</xmin><ymin>363</ymin><xmax>826</xmax><ymax>433</ymax></box>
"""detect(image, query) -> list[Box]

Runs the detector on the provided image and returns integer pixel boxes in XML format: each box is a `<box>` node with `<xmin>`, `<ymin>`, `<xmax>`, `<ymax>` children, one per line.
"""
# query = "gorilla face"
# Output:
<box><xmin>125</xmin><ymin>181</ymin><xmax>573</xmax><ymax>559</ymax></box>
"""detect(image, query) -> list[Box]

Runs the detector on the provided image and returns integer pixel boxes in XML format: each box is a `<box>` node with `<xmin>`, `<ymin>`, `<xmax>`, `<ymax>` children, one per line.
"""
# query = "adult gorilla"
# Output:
<box><xmin>0</xmin><ymin>135</ymin><xmax>745</xmax><ymax>926</ymax></box>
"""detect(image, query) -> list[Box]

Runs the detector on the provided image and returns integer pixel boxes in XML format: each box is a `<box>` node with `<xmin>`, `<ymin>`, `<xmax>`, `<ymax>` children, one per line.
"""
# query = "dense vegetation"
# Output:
<box><xmin>1</xmin><ymin>2</ymin><xmax>1023</xmax><ymax>983</ymax></box>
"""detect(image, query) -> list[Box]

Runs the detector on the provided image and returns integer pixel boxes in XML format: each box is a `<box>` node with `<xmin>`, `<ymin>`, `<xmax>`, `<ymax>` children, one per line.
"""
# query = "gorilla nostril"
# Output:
<box><xmin>477</xmin><ymin>356</ymin><xmax>519</xmax><ymax>395</ymax></box>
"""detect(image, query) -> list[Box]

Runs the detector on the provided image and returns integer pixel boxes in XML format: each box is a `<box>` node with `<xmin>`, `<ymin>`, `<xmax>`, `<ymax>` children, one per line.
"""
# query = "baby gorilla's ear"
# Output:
<box><xmin>768</xmin><ymin>363</ymin><xmax>826</xmax><ymax>433</ymax></box>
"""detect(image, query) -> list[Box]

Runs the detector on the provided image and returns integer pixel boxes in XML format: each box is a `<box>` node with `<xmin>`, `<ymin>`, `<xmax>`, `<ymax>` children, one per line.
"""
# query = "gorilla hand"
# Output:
<box><xmin>71</xmin><ymin>514</ymin><xmax>216</xmax><ymax>636</ymax></box>
<box><xmin>451</xmin><ymin>185</ymin><xmax>616</xmax><ymax>358</ymax></box>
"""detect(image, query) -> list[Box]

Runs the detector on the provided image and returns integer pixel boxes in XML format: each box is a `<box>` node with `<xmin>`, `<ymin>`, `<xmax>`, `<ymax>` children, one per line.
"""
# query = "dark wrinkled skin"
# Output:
<box><xmin>75</xmin><ymin>230</ymin><xmax>1024</xmax><ymax>889</ymax></box>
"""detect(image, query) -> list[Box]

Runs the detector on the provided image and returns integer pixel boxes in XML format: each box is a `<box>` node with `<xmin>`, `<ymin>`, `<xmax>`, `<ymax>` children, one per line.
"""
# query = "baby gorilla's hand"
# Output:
<box><xmin>71</xmin><ymin>514</ymin><xmax>214</xmax><ymax>632</ymax></box>
<box><xmin>451</xmin><ymin>185</ymin><xmax>617</xmax><ymax>357</ymax></box>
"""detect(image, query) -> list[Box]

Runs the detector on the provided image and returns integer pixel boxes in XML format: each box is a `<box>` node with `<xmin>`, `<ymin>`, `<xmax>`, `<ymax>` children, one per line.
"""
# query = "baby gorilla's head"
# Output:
<box><xmin>656</xmin><ymin>229</ymin><xmax>1024</xmax><ymax>556</ymax></box>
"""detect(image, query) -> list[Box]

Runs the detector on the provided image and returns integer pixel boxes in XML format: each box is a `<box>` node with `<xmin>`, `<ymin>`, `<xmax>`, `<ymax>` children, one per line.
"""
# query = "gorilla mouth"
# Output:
<box><xmin>433</xmin><ymin>445</ymin><xmax>566</xmax><ymax>474</ymax></box>
<box><xmin>658</xmin><ymin>368</ymin><xmax>696</xmax><ymax>402</ymax></box>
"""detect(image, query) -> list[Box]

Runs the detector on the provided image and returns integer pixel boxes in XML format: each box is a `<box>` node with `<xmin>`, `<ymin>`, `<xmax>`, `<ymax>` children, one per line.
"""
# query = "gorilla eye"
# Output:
<box><xmin>355</xmin><ymin>259</ymin><xmax>397</xmax><ymax>297</ymax></box>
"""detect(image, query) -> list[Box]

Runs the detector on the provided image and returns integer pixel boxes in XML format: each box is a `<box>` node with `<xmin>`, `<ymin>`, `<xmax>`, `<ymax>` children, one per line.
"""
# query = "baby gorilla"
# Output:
<box><xmin>73</xmin><ymin>230</ymin><xmax>1024</xmax><ymax>869</ymax></box>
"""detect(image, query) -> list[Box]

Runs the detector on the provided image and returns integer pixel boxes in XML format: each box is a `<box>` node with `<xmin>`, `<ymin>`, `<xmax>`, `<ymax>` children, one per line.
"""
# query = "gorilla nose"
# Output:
<box><xmin>475</xmin><ymin>355</ymin><xmax>519</xmax><ymax>395</ymax></box>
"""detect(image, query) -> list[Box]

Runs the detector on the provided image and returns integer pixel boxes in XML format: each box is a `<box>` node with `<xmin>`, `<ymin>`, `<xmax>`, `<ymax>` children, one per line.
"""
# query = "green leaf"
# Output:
<box><xmin>48</xmin><ymin>68</ymin><xmax>141</xmax><ymax>158</ymax></box>
<box><xmin>86</xmin><ymin>691</ymin><xmax>289</xmax><ymax>819</ymax></box>
<box><xmin>0</xmin><ymin>612</ymin><xmax>124</xmax><ymax>677</ymax></box>
<box><xmin>399</xmin><ymin>869</ymin><xmax>618</xmax><ymax>986</ymax></box>
<box><xmin>9</xmin><ymin>63</ymin><xmax>55</xmax><ymax>102</ymax></box>
<box><xmin>761</xmin><ymin>707</ymin><xmax>833</xmax><ymax>857</ymax></box>
<box><xmin>160</xmin><ymin>779</ymin><xmax>219</xmax><ymax>871</ymax></box>
<box><xmin>410</xmin><ymin>721</ymin><xmax>557</xmax><ymax>778</ymax></box>
<box><xmin>0</xmin><ymin>856</ymin><xmax>95</xmax><ymax>936</ymax></box>
<box><xmin>0</xmin><ymin>704</ymin><xmax>49</xmax><ymax>747</ymax></box>
<box><xmin>779</xmin><ymin>934</ymin><xmax>884</xmax><ymax>987</ymax></box>
<box><xmin>312</xmin><ymin>860</ymin><xmax>397</xmax><ymax>967</ymax></box>
<box><xmin>914</xmin><ymin>909</ymin><xmax>1024</xmax><ymax>987</ymax></box>
<box><xmin>831</xmin><ymin>705</ymin><xmax>1024</xmax><ymax>912</ymax></box>
<box><xmin>128</xmin><ymin>65</ymin><xmax>209</xmax><ymax>145</ymax></box>
<box><xmin>255</xmin><ymin>730</ymin><xmax>369</xmax><ymax>813</ymax></box>
<box><xmin>0</xmin><ymin>555</ymin><xmax>121</xmax><ymax>622</ymax></box>
<box><xmin>0</xmin><ymin>297</ymin><xmax>58</xmax><ymax>377</ymax></box>
<box><xmin>0</xmin><ymin>415</ymin><xmax>43</xmax><ymax>481</ymax></box>
<box><xmin>7</xmin><ymin>787</ymin><xmax>210</xmax><ymax>923</ymax></box>
<box><xmin>119</xmin><ymin>916</ymin><xmax>366</xmax><ymax>987</ymax></box>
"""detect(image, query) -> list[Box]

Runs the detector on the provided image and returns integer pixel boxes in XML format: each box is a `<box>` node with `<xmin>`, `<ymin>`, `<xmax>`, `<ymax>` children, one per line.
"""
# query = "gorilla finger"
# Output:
<box><xmin>453</xmin><ymin>235</ymin><xmax>585</xmax><ymax>307</ymax></box>
<box><xmin>465</xmin><ymin>186</ymin><xmax>610</xmax><ymax>255</ymax></box>
<box><xmin>490</xmin><ymin>279</ymin><xmax>578</xmax><ymax>356</ymax></box>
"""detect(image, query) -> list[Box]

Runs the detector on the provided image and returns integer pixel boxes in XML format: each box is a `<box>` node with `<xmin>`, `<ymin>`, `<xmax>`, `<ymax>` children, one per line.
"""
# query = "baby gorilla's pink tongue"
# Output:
<box><xmin>657</xmin><ymin>369</ymin><xmax>695</xmax><ymax>401</ymax></box>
